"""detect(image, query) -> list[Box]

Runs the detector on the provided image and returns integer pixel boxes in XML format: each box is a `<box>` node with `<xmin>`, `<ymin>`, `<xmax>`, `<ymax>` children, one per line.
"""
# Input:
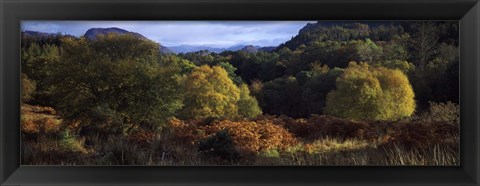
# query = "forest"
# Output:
<box><xmin>21</xmin><ymin>21</ymin><xmax>459</xmax><ymax>165</ymax></box>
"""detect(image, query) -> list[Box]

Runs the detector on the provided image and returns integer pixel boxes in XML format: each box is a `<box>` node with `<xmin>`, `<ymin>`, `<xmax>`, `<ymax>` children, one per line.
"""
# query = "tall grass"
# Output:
<box><xmin>21</xmin><ymin>104</ymin><xmax>460</xmax><ymax>166</ymax></box>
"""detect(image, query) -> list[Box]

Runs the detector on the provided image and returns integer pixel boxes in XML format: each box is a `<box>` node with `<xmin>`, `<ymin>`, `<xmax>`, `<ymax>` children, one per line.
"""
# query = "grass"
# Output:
<box><xmin>21</xmin><ymin>104</ymin><xmax>460</xmax><ymax>166</ymax></box>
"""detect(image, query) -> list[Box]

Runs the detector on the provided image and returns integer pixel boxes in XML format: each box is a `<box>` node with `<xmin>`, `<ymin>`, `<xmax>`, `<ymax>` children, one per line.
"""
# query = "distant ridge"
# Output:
<box><xmin>83</xmin><ymin>27</ymin><xmax>173</xmax><ymax>54</ymax></box>
<box><xmin>168</xmin><ymin>44</ymin><xmax>276</xmax><ymax>54</ymax></box>
<box><xmin>84</xmin><ymin>27</ymin><xmax>146</xmax><ymax>40</ymax></box>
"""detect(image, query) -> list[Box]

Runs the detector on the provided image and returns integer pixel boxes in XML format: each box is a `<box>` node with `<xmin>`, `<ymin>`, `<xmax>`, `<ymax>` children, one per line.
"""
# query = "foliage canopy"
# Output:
<box><xmin>325</xmin><ymin>62</ymin><xmax>415</xmax><ymax>121</ymax></box>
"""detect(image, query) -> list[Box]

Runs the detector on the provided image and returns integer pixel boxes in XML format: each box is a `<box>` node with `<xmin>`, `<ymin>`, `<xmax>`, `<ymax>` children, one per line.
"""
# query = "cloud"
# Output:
<box><xmin>21</xmin><ymin>21</ymin><xmax>315</xmax><ymax>47</ymax></box>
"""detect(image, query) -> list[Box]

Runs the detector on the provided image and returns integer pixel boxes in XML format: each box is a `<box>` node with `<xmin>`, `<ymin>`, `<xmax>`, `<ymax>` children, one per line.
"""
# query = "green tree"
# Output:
<box><xmin>180</xmin><ymin>65</ymin><xmax>241</xmax><ymax>120</ymax></box>
<box><xmin>237</xmin><ymin>84</ymin><xmax>262</xmax><ymax>119</ymax></box>
<box><xmin>51</xmin><ymin>34</ymin><xmax>182</xmax><ymax>133</ymax></box>
<box><xmin>355</xmin><ymin>39</ymin><xmax>383</xmax><ymax>63</ymax></box>
<box><xmin>299</xmin><ymin>64</ymin><xmax>344</xmax><ymax>115</ymax></box>
<box><xmin>218</xmin><ymin>62</ymin><xmax>243</xmax><ymax>85</ymax></box>
<box><xmin>325</xmin><ymin>62</ymin><xmax>415</xmax><ymax>121</ymax></box>
<box><xmin>382</xmin><ymin>34</ymin><xmax>410</xmax><ymax>61</ymax></box>
<box><xmin>21</xmin><ymin>73</ymin><xmax>36</xmax><ymax>102</ymax></box>
<box><xmin>372</xmin><ymin>60</ymin><xmax>415</xmax><ymax>74</ymax></box>
<box><xmin>21</xmin><ymin>43</ymin><xmax>60</xmax><ymax>106</ymax></box>
<box><xmin>409</xmin><ymin>21</ymin><xmax>439</xmax><ymax>73</ymax></box>
<box><xmin>159</xmin><ymin>55</ymin><xmax>196</xmax><ymax>74</ymax></box>
<box><xmin>257</xmin><ymin>76</ymin><xmax>303</xmax><ymax>117</ymax></box>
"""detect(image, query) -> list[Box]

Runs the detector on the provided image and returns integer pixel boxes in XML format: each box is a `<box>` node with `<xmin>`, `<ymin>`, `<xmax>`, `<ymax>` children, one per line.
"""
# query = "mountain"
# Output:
<box><xmin>22</xmin><ymin>30</ymin><xmax>56</xmax><ymax>37</ymax></box>
<box><xmin>258</xmin><ymin>46</ymin><xmax>276</xmax><ymax>52</ymax></box>
<box><xmin>240</xmin><ymin>45</ymin><xmax>258</xmax><ymax>54</ymax></box>
<box><xmin>84</xmin><ymin>27</ymin><xmax>173</xmax><ymax>54</ymax></box>
<box><xmin>277</xmin><ymin>21</ymin><xmax>403</xmax><ymax>51</ymax></box>
<box><xmin>167</xmin><ymin>45</ymin><xmax>227</xmax><ymax>53</ymax></box>
<box><xmin>168</xmin><ymin>44</ymin><xmax>275</xmax><ymax>54</ymax></box>
<box><xmin>22</xmin><ymin>30</ymin><xmax>77</xmax><ymax>39</ymax></box>
<box><xmin>84</xmin><ymin>27</ymin><xmax>146</xmax><ymax>40</ymax></box>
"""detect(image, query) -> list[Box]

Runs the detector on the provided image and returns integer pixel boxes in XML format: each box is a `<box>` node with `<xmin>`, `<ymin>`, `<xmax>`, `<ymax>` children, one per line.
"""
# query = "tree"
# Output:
<box><xmin>425</xmin><ymin>43</ymin><xmax>459</xmax><ymax>103</ymax></box>
<box><xmin>159</xmin><ymin>55</ymin><xmax>196</xmax><ymax>74</ymax></box>
<box><xmin>51</xmin><ymin>34</ymin><xmax>183</xmax><ymax>133</ymax></box>
<box><xmin>409</xmin><ymin>21</ymin><xmax>439</xmax><ymax>73</ymax></box>
<box><xmin>237</xmin><ymin>84</ymin><xmax>262</xmax><ymax>119</ymax></box>
<box><xmin>355</xmin><ymin>39</ymin><xmax>383</xmax><ymax>63</ymax></box>
<box><xmin>299</xmin><ymin>65</ymin><xmax>344</xmax><ymax>116</ymax></box>
<box><xmin>325</xmin><ymin>62</ymin><xmax>415</xmax><ymax>121</ymax></box>
<box><xmin>381</xmin><ymin>34</ymin><xmax>410</xmax><ymax>61</ymax></box>
<box><xmin>218</xmin><ymin>62</ymin><xmax>243</xmax><ymax>85</ymax></box>
<box><xmin>21</xmin><ymin>73</ymin><xmax>36</xmax><ymax>102</ymax></box>
<box><xmin>180</xmin><ymin>65</ymin><xmax>241</xmax><ymax>120</ymax></box>
<box><xmin>372</xmin><ymin>60</ymin><xmax>415</xmax><ymax>74</ymax></box>
<box><xmin>21</xmin><ymin>43</ymin><xmax>60</xmax><ymax>106</ymax></box>
<box><xmin>257</xmin><ymin>76</ymin><xmax>303</xmax><ymax>117</ymax></box>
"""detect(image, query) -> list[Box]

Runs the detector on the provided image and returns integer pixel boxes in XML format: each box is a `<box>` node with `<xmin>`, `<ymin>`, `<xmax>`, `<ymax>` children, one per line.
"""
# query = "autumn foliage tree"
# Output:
<box><xmin>325</xmin><ymin>62</ymin><xmax>415</xmax><ymax>121</ymax></box>
<box><xmin>180</xmin><ymin>65</ymin><xmax>241</xmax><ymax>120</ymax></box>
<box><xmin>237</xmin><ymin>84</ymin><xmax>262</xmax><ymax>119</ymax></box>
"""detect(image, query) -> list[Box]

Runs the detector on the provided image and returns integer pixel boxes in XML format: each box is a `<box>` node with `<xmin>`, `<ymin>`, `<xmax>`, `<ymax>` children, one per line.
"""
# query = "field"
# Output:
<box><xmin>21</xmin><ymin>103</ymin><xmax>459</xmax><ymax>166</ymax></box>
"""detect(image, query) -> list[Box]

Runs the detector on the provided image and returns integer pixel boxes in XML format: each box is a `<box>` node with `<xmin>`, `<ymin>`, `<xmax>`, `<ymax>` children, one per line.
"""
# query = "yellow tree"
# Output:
<box><xmin>180</xmin><ymin>65</ymin><xmax>241</xmax><ymax>120</ymax></box>
<box><xmin>325</xmin><ymin>62</ymin><xmax>415</xmax><ymax>121</ymax></box>
<box><xmin>237</xmin><ymin>84</ymin><xmax>262</xmax><ymax>119</ymax></box>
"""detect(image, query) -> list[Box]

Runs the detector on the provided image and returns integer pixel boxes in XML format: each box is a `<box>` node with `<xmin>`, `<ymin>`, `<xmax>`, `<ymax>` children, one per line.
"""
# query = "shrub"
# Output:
<box><xmin>419</xmin><ymin>101</ymin><xmax>459</xmax><ymax>125</ymax></box>
<box><xmin>96</xmin><ymin>136</ymin><xmax>145</xmax><ymax>165</ymax></box>
<box><xmin>325</xmin><ymin>62</ymin><xmax>415</xmax><ymax>121</ymax></box>
<box><xmin>60</xmin><ymin>129</ymin><xmax>86</xmax><ymax>153</ymax></box>
<box><xmin>20</xmin><ymin>104</ymin><xmax>62</xmax><ymax>135</ymax></box>
<box><xmin>279</xmin><ymin>115</ymin><xmax>375</xmax><ymax>141</ymax></box>
<box><xmin>126</xmin><ymin>128</ymin><xmax>157</xmax><ymax>149</ymax></box>
<box><xmin>198</xmin><ymin>130</ymin><xmax>240</xmax><ymax>160</ymax></box>
<box><xmin>380</xmin><ymin>121</ymin><xmax>459</xmax><ymax>150</ymax></box>
<box><xmin>201</xmin><ymin>120</ymin><xmax>298</xmax><ymax>155</ymax></box>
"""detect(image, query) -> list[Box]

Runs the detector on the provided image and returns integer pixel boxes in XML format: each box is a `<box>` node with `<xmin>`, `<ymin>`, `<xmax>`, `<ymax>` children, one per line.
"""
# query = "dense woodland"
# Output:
<box><xmin>21</xmin><ymin>21</ymin><xmax>459</xmax><ymax>165</ymax></box>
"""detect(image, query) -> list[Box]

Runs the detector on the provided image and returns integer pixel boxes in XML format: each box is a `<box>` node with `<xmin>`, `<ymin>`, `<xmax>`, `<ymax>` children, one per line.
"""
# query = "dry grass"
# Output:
<box><xmin>21</xmin><ymin>104</ymin><xmax>460</xmax><ymax>166</ymax></box>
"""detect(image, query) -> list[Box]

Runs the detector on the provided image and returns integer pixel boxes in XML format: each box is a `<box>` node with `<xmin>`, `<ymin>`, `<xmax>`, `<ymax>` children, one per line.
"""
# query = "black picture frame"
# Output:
<box><xmin>1</xmin><ymin>0</ymin><xmax>479</xmax><ymax>185</ymax></box>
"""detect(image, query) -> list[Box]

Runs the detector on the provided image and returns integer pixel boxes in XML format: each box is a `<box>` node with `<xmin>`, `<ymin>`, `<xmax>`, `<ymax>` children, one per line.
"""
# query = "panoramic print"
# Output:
<box><xmin>20</xmin><ymin>21</ymin><xmax>459</xmax><ymax>165</ymax></box>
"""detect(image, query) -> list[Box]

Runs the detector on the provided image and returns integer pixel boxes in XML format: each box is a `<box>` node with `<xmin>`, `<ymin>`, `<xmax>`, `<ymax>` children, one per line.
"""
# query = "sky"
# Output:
<box><xmin>21</xmin><ymin>21</ymin><xmax>316</xmax><ymax>48</ymax></box>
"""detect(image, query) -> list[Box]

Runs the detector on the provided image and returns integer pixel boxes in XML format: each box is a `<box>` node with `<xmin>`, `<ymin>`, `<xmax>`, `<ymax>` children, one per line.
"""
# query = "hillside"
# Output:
<box><xmin>277</xmin><ymin>21</ymin><xmax>403</xmax><ymax>51</ymax></box>
<box><xmin>84</xmin><ymin>27</ymin><xmax>173</xmax><ymax>54</ymax></box>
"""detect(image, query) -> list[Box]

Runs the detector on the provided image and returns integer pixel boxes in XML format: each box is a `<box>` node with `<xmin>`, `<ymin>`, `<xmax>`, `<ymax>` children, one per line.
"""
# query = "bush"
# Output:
<box><xmin>198</xmin><ymin>130</ymin><xmax>240</xmax><ymax>160</ymax></box>
<box><xmin>60</xmin><ymin>129</ymin><xmax>86</xmax><ymax>153</ymax></box>
<box><xmin>381</xmin><ymin>121</ymin><xmax>459</xmax><ymax>150</ymax></box>
<box><xmin>280</xmin><ymin>115</ymin><xmax>375</xmax><ymax>141</ymax></box>
<box><xmin>96</xmin><ymin>136</ymin><xmax>145</xmax><ymax>165</ymax></box>
<box><xmin>201</xmin><ymin>120</ymin><xmax>298</xmax><ymax>155</ymax></box>
<box><xmin>325</xmin><ymin>62</ymin><xmax>415</xmax><ymax>121</ymax></box>
<box><xmin>419</xmin><ymin>101</ymin><xmax>459</xmax><ymax>125</ymax></box>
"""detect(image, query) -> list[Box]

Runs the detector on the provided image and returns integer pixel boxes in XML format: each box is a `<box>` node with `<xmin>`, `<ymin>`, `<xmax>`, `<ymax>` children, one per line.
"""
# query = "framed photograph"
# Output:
<box><xmin>1</xmin><ymin>0</ymin><xmax>479</xmax><ymax>185</ymax></box>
